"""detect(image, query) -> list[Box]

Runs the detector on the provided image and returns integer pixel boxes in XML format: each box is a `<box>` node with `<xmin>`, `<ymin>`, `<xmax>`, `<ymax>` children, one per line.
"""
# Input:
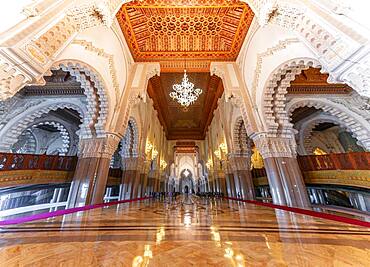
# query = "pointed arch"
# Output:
<box><xmin>0</xmin><ymin>99</ymin><xmax>85</xmax><ymax>152</ymax></box>
<box><xmin>51</xmin><ymin>60</ymin><xmax>110</xmax><ymax>138</ymax></box>
<box><xmin>287</xmin><ymin>98</ymin><xmax>370</xmax><ymax>151</ymax></box>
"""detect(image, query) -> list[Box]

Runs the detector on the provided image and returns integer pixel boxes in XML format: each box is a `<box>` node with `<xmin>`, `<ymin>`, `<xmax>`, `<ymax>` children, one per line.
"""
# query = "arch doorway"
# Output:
<box><xmin>179</xmin><ymin>169</ymin><xmax>194</xmax><ymax>194</ymax></box>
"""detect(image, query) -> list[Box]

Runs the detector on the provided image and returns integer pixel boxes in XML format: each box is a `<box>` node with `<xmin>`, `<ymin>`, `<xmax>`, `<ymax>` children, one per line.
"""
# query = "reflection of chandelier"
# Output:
<box><xmin>169</xmin><ymin>70</ymin><xmax>202</xmax><ymax>108</ymax></box>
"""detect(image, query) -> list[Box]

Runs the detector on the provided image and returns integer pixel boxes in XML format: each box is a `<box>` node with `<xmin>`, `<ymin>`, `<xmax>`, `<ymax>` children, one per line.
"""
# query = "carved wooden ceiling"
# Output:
<box><xmin>116</xmin><ymin>0</ymin><xmax>254</xmax><ymax>66</ymax></box>
<box><xmin>147</xmin><ymin>72</ymin><xmax>223</xmax><ymax>140</ymax></box>
<box><xmin>288</xmin><ymin>67</ymin><xmax>352</xmax><ymax>94</ymax></box>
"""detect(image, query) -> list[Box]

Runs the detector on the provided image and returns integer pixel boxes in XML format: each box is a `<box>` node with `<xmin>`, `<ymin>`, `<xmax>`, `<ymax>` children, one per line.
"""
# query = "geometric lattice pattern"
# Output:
<box><xmin>116</xmin><ymin>0</ymin><xmax>254</xmax><ymax>61</ymax></box>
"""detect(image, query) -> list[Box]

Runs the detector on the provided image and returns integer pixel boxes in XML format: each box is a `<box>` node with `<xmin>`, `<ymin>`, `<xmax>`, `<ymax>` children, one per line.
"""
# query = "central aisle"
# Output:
<box><xmin>0</xmin><ymin>196</ymin><xmax>369</xmax><ymax>266</ymax></box>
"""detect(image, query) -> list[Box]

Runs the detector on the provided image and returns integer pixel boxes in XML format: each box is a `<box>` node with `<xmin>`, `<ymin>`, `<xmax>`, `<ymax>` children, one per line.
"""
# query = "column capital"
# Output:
<box><xmin>78</xmin><ymin>133</ymin><xmax>121</xmax><ymax>159</ymax></box>
<box><xmin>122</xmin><ymin>155</ymin><xmax>146</xmax><ymax>171</ymax></box>
<box><xmin>227</xmin><ymin>154</ymin><xmax>251</xmax><ymax>172</ymax></box>
<box><xmin>251</xmin><ymin>132</ymin><xmax>297</xmax><ymax>159</ymax></box>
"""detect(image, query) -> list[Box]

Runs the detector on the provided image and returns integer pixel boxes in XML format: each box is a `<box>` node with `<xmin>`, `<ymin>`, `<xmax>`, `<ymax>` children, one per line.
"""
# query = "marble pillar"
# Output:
<box><xmin>118</xmin><ymin>156</ymin><xmax>145</xmax><ymax>200</ymax></box>
<box><xmin>67</xmin><ymin>134</ymin><xmax>121</xmax><ymax>208</ymax></box>
<box><xmin>252</xmin><ymin>134</ymin><xmax>310</xmax><ymax>208</ymax></box>
<box><xmin>236</xmin><ymin>170</ymin><xmax>255</xmax><ymax>200</ymax></box>
<box><xmin>227</xmin><ymin>155</ymin><xmax>255</xmax><ymax>200</ymax></box>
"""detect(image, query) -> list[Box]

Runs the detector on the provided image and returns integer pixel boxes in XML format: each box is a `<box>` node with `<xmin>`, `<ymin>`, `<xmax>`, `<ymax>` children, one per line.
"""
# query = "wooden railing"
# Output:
<box><xmin>297</xmin><ymin>152</ymin><xmax>370</xmax><ymax>171</ymax></box>
<box><xmin>252</xmin><ymin>152</ymin><xmax>370</xmax><ymax>178</ymax></box>
<box><xmin>251</xmin><ymin>168</ymin><xmax>267</xmax><ymax>179</ymax></box>
<box><xmin>0</xmin><ymin>153</ymin><xmax>77</xmax><ymax>171</ymax></box>
<box><xmin>108</xmin><ymin>168</ymin><xmax>122</xmax><ymax>178</ymax></box>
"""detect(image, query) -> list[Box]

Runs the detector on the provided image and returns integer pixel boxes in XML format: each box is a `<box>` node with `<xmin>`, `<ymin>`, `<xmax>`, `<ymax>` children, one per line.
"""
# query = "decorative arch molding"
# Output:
<box><xmin>121</xmin><ymin>117</ymin><xmax>139</xmax><ymax>158</ymax></box>
<box><xmin>0</xmin><ymin>100</ymin><xmax>85</xmax><ymax>152</ymax></box>
<box><xmin>232</xmin><ymin>116</ymin><xmax>251</xmax><ymax>156</ymax></box>
<box><xmin>287</xmin><ymin>98</ymin><xmax>370</xmax><ymax>151</ymax></box>
<box><xmin>262</xmin><ymin>57</ymin><xmax>321</xmax><ymax>136</ymax></box>
<box><xmin>254</xmin><ymin>0</ymin><xmax>370</xmax><ymax>98</ymax></box>
<box><xmin>1</xmin><ymin>0</ymin><xmax>369</xmax><ymax>102</ymax></box>
<box><xmin>51</xmin><ymin>60</ymin><xmax>109</xmax><ymax>138</ymax></box>
<box><xmin>30</xmin><ymin>120</ymin><xmax>71</xmax><ymax>155</ymax></box>
<box><xmin>297</xmin><ymin>114</ymin><xmax>349</xmax><ymax>155</ymax></box>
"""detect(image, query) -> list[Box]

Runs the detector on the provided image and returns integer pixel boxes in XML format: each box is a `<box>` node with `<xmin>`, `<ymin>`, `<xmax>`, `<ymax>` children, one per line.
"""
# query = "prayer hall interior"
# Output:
<box><xmin>0</xmin><ymin>0</ymin><xmax>369</xmax><ymax>266</ymax></box>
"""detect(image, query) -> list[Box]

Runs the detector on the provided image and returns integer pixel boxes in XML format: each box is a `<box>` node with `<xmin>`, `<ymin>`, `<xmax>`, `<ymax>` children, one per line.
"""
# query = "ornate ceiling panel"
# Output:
<box><xmin>116</xmin><ymin>0</ymin><xmax>254</xmax><ymax>62</ymax></box>
<box><xmin>148</xmin><ymin>72</ymin><xmax>223</xmax><ymax>140</ymax></box>
<box><xmin>288</xmin><ymin>68</ymin><xmax>352</xmax><ymax>94</ymax></box>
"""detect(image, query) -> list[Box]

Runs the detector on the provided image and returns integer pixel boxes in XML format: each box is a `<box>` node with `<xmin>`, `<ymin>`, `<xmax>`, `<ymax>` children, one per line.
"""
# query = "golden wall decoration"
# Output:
<box><xmin>252</xmin><ymin>170</ymin><xmax>370</xmax><ymax>189</ymax></box>
<box><xmin>251</xmin><ymin>147</ymin><xmax>264</xmax><ymax>169</ymax></box>
<box><xmin>0</xmin><ymin>170</ymin><xmax>73</xmax><ymax>187</ymax></box>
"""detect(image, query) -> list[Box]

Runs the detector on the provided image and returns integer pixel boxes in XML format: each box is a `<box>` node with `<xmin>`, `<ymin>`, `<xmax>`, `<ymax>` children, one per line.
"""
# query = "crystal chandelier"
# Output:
<box><xmin>169</xmin><ymin>70</ymin><xmax>202</xmax><ymax>108</ymax></box>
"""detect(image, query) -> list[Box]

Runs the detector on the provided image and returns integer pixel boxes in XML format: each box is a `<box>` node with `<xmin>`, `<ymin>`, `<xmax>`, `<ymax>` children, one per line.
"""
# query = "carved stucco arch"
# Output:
<box><xmin>121</xmin><ymin>116</ymin><xmax>139</xmax><ymax>158</ymax></box>
<box><xmin>0</xmin><ymin>100</ymin><xmax>85</xmax><ymax>152</ymax></box>
<box><xmin>262</xmin><ymin>57</ymin><xmax>321</xmax><ymax>136</ymax></box>
<box><xmin>30</xmin><ymin>120</ymin><xmax>71</xmax><ymax>155</ymax></box>
<box><xmin>2</xmin><ymin>0</ymin><xmax>369</xmax><ymax>103</ymax></box>
<box><xmin>51</xmin><ymin>60</ymin><xmax>109</xmax><ymax>138</ymax></box>
<box><xmin>296</xmin><ymin>114</ymin><xmax>352</xmax><ymax>155</ymax></box>
<box><xmin>232</xmin><ymin>116</ymin><xmax>250</xmax><ymax>156</ymax></box>
<box><xmin>287</xmin><ymin>98</ymin><xmax>370</xmax><ymax>151</ymax></box>
<box><xmin>30</xmin><ymin>115</ymin><xmax>80</xmax><ymax>156</ymax></box>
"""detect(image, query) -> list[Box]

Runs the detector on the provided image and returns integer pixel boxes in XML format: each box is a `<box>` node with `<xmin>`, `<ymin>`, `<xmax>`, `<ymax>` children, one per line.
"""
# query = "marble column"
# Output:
<box><xmin>215</xmin><ymin>170</ymin><xmax>227</xmax><ymax>195</ymax></box>
<box><xmin>118</xmin><ymin>156</ymin><xmax>145</xmax><ymax>199</ymax></box>
<box><xmin>67</xmin><ymin>133</ymin><xmax>121</xmax><ymax>208</ymax></box>
<box><xmin>252</xmin><ymin>134</ymin><xmax>310</xmax><ymax>208</ymax></box>
<box><xmin>228</xmin><ymin>155</ymin><xmax>255</xmax><ymax>200</ymax></box>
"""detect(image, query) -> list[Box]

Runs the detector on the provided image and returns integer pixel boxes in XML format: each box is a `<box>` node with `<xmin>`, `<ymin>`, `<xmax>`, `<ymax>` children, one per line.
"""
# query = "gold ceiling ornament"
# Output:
<box><xmin>145</xmin><ymin>140</ymin><xmax>153</xmax><ymax>154</ymax></box>
<box><xmin>219</xmin><ymin>143</ymin><xmax>227</xmax><ymax>154</ymax></box>
<box><xmin>169</xmin><ymin>69</ymin><xmax>202</xmax><ymax>108</ymax></box>
<box><xmin>214</xmin><ymin>148</ymin><xmax>221</xmax><ymax>159</ymax></box>
<box><xmin>160</xmin><ymin>159</ymin><xmax>167</xmax><ymax>169</ymax></box>
<box><xmin>152</xmin><ymin>148</ymin><xmax>159</xmax><ymax>159</ymax></box>
<box><xmin>251</xmin><ymin>147</ymin><xmax>264</xmax><ymax>169</ymax></box>
<box><xmin>206</xmin><ymin>158</ymin><xmax>213</xmax><ymax>169</ymax></box>
<box><xmin>132</xmin><ymin>0</ymin><xmax>242</xmax><ymax>7</ymax></box>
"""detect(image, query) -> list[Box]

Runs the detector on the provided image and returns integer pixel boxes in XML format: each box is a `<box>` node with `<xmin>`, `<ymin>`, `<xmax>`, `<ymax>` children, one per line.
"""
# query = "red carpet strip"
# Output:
<box><xmin>0</xmin><ymin>197</ymin><xmax>151</xmax><ymax>226</ymax></box>
<box><xmin>224</xmin><ymin>197</ymin><xmax>370</xmax><ymax>228</ymax></box>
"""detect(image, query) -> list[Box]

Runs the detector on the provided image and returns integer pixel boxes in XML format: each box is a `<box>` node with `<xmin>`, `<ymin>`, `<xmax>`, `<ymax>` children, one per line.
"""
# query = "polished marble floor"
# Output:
<box><xmin>0</xmin><ymin>195</ymin><xmax>369</xmax><ymax>266</ymax></box>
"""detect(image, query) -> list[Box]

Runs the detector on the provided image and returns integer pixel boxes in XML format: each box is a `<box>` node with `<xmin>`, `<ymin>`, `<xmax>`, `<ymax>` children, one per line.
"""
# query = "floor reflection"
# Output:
<box><xmin>0</xmin><ymin>194</ymin><xmax>369</xmax><ymax>266</ymax></box>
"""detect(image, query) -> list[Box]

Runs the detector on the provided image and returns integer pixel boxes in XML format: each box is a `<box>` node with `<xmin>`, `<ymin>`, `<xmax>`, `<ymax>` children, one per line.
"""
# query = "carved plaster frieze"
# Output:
<box><xmin>227</xmin><ymin>154</ymin><xmax>251</xmax><ymax>172</ymax></box>
<box><xmin>251</xmin><ymin>38</ymin><xmax>300</xmax><ymax>102</ymax></box>
<box><xmin>268</xmin><ymin>1</ymin><xmax>370</xmax><ymax>98</ymax></box>
<box><xmin>122</xmin><ymin>155</ymin><xmax>145</xmax><ymax>171</ymax></box>
<box><xmin>251</xmin><ymin>132</ymin><xmax>297</xmax><ymax>158</ymax></box>
<box><xmin>0</xmin><ymin>56</ymin><xmax>33</xmax><ymax>101</ymax></box>
<box><xmin>71</xmin><ymin>39</ymin><xmax>121</xmax><ymax>105</ymax></box>
<box><xmin>78</xmin><ymin>132</ymin><xmax>121</xmax><ymax>159</ymax></box>
<box><xmin>329</xmin><ymin>93</ymin><xmax>370</xmax><ymax>120</ymax></box>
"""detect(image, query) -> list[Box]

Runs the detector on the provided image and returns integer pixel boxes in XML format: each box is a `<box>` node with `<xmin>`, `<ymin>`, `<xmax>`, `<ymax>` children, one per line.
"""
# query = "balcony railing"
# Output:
<box><xmin>0</xmin><ymin>152</ymin><xmax>77</xmax><ymax>171</ymax></box>
<box><xmin>252</xmin><ymin>152</ymin><xmax>370</xmax><ymax>178</ymax></box>
<box><xmin>298</xmin><ymin>152</ymin><xmax>370</xmax><ymax>171</ymax></box>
